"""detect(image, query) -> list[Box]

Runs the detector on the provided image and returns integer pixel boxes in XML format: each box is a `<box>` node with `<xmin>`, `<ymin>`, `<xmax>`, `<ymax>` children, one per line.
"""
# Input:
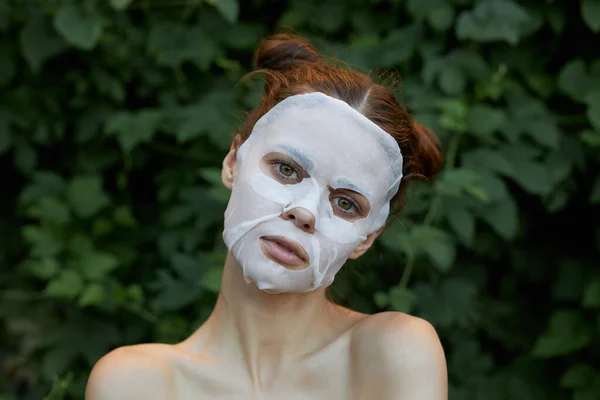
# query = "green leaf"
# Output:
<box><xmin>544</xmin><ymin>188</ymin><xmax>569</xmax><ymax>214</ymax></box>
<box><xmin>211</xmin><ymin>0</ymin><xmax>239</xmax><ymax>24</ymax></box>
<box><xmin>456</xmin><ymin>0</ymin><xmax>535</xmax><ymax>45</ymax></box>
<box><xmin>561</xmin><ymin>364</ymin><xmax>598</xmax><ymax>389</ymax></box>
<box><xmin>583</xmin><ymin>279</ymin><xmax>600</xmax><ymax>308</ymax></box>
<box><xmin>380</xmin><ymin>25</ymin><xmax>423</xmax><ymax>67</ymax></box>
<box><xmin>508</xmin><ymin>93</ymin><xmax>561</xmax><ymax>148</ymax></box>
<box><xmin>19</xmin><ymin>171</ymin><xmax>66</xmax><ymax>203</ymax></box>
<box><xmin>20</xmin><ymin>13</ymin><xmax>68</xmax><ymax>73</ymax></box>
<box><xmin>439</xmin><ymin>66</ymin><xmax>466</xmax><ymax>95</ymax></box>
<box><xmin>585</xmin><ymin>90</ymin><xmax>600</xmax><ymax>131</ymax></box>
<box><xmin>388</xmin><ymin>286</ymin><xmax>417</xmax><ymax>313</ymax></box>
<box><xmin>435</xmin><ymin>168</ymin><xmax>487</xmax><ymax>201</ymax></box>
<box><xmin>147</xmin><ymin>23</ymin><xmax>218</xmax><ymax>70</ymax></box>
<box><xmin>462</xmin><ymin>148</ymin><xmax>515</xmax><ymax>176</ymax></box>
<box><xmin>78</xmin><ymin>250</ymin><xmax>119</xmax><ymax>281</ymax></box>
<box><xmin>582</xmin><ymin>0</ymin><xmax>600</xmax><ymax>33</ymax></box>
<box><xmin>67</xmin><ymin>175</ymin><xmax>110</xmax><ymax>218</ymax></box>
<box><xmin>532</xmin><ymin>310</ymin><xmax>591</xmax><ymax>358</ymax></box>
<box><xmin>78</xmin><ymin>283</ymin><xmax>105</xmax><ymax>307</ymax></box>
<box><xmin>414</xmin><ymin>278</ymin><xmax>478</xmax><ymax>327</ymax></box>
<box><xmin>45</xmin><ymin>270</ymin><xmax>84</xmax><ymax>299</ymax></box>
<box><xmin>580</xmin><ymin>129</ymin><xmax>600</xmax><ymax>147</ymax></box>
<box><xmin>22</xmin><ymin>225</ymin><xmax>63</xmax><ymax>258</ymax></box>
<box><xmin>379</xmin><ymin>223</ymin><xmax>415</xmax><ymax>259</ymax></box>
<box><xmin>407</xmin><ymin>0</ymin><xmax>445</xmax><ymax>20</ymax></box>
<box><xmin>150</xmin><ymin>253</ymin><xmax>211</xmax><ymax>311</ymax></box>
<box><xmin>53</xmin><ymin>3</ymin><xmax>103</xmax><ymax>50</ymax></box>
<box><xmin>522</xmin><ymin>119</ymin><xmax>560</xmax><ymax>149</ymax></box>
<box><xmin>480</xmin><ymin>196</ymin><xmax>519</xmax><ymax>240</ymax></box>
<box><xmin>590</xmin><ymin>175</ymin><xmax>600</xmax><ymax>204</ymax></box>
<box><xmin>373</xmin><ymin>291</ymin><xmax>389</xmax><ymax>308</ymax></box>
<box><xmin>25</xmin><ymin>257</ymin><xmax>59</xmax><ymax>280</ymax></box>
<box><xmin>439</xmin><ymin>99</ymin><xmax>468</xmax><ymax>132</ymax></box>
<box><xmin>109</xmin><ymin>0</ymin><xmax>135</xmax><ymax>10</ymax></box>
<box><xmin>105</xmin><ymin>109</ymin><xmax>163</xmax><ymax>151</ymax></box>
<box><xmin>27</xmin><ymin>196</ymin><xmax>71</xmax><ymax>225</ymax></box>
<box><xmin>446</xmin><ymin>203</ymin><xmax>475</xmax><ymax>246</ymax></box>
<box><xmin>411</xmin><ymin>225</ymin><xmax>456</xmax><ymax>271</ymax></box>
<box><xmin>500</xmin><ymin>145</ymin><xmax>551</xmax><ymax>195</ymax></box>
<box><xmin>558</xmin><ymin>60</ymin><xmax>592</xmax><ymax>103</ymax></box>
<box><xmin>467</xmin><ymin>104</ymin><xmax>507</xmax><ymax>137</ymax></box>
<box><xmin>428</xmin><ymin>3</ymin><xmax>456</xmax><ymax>32</ymax></box>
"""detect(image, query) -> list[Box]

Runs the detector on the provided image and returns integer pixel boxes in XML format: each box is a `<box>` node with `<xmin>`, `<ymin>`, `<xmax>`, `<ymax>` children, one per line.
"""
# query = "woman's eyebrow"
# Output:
<box><xmin>273</xmin><ymin>145</ymin><xmax>314</xmax><ymax>171</ymax></box>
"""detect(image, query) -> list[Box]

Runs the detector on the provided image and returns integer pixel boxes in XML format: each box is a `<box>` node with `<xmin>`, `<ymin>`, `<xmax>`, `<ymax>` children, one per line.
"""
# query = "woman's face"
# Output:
<box><xmin>223</xmin><ymin>93</ymin><xmax>403</xmax><ymax>294</ymax></box>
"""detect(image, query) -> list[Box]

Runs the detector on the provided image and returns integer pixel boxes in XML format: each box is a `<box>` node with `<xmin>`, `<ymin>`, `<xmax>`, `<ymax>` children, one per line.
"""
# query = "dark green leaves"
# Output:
<box><xmin>467</xmin><ymin>104</ymin><xmax>507</xmax><ymax>137</ymax></box>
<box><xmin>150</xmin><ymin>254</ymin><xmax>211</xmax><ymax>311</ymax></box>
<box><xmin>3</xmin><ymin>2</ymin><xmax>600</xmax><ymax>399</ymax></box>
<box><xmin>209</xmin><ymin>0</ymin><xmax>240</xmax><ymax>24</ymax></box>
<box><xmin>585</xmin><ymin>90</ymin><xmax>600</xmax><ymax>131</ymax></box>
<box><xmin>53</xmin><ymin>3</ymin><xmax>103</xmax><ymax>50</ymax></box>
<box><xmin>45</xmin><ymin>270</ymin><xmax>84</xmax><ymax>299</ymax></box>
<box><xmin>109</xmin><ymin>0</ymin><xmax>134</xmax><ymax>11</ymax></box>
<box><xmin>533</xmin><ymin>310</ymin><xmax>591</xmax><ymax>358</ymax></box>
<box><xmin>379</xmin><ymin>25</ymin><xmax>423</xmax><ymax>67</ymax></box>
<box><xmin>20</xmin><ymin>14</ymin><xmax>67</xmax><ymax>73</ymax></box>
<box><xmin>582</xmin><ymin>0</ymin><xmax>600</xmax><ymax>32</ymax></box>
<box><xmin>67</xmin><ymin>175</ymin><xmax>110</xmax><ymax>218</ymax></box>
<box><xmin>411</xmin><ymin>225</ymin><xmax>456</xmax><ymax>271</ymax></box>
<box><xmin>147</xmin><ymin>23</ymin><xmax>218</xmax><ymax>70</ymax></box>
<box><xmin>105</xmin><ymin>109</ymin><xmax>163</xmax><ymax>151</ymax></box>
<box><xmin>456</xmin><ymin>0</ymin><xmax>536</xmax><ymax>45</ymax></box>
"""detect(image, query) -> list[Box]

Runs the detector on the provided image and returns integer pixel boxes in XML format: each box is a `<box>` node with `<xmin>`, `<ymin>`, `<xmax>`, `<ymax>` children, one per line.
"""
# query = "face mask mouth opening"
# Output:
<box><xmin>259</xmin><ymin>235</ymin><xmax>311</xmax><ymax>271</ymax></box>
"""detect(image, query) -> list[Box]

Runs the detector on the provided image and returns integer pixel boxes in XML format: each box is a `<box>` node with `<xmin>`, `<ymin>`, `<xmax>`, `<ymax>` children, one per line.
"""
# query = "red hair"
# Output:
<box><xmin>235</xmin><ymin>33</ymin><xmax>443</xmax><ymax>212</ymax></box>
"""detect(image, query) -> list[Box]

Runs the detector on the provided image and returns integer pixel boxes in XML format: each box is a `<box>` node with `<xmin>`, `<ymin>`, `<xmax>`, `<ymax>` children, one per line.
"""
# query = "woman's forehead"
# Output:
<box><xmin>258</xmin><ymin>121</ymin><xmax>395</xmax><ymax>198</ymax></box>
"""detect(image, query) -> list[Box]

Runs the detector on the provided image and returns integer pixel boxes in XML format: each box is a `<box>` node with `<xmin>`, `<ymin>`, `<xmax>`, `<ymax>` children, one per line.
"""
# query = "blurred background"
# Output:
<box><xmin>1</xmin><ymin>0</ymin><xmax>599</xmax><ymax>399</ymax></box>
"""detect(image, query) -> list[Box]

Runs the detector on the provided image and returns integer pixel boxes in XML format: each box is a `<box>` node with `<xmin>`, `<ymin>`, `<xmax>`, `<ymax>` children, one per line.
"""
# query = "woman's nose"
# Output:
<box><xmin>280</xmin><ymin>207</ymin><xmax>316</xmax><ymax>234</ymax></box>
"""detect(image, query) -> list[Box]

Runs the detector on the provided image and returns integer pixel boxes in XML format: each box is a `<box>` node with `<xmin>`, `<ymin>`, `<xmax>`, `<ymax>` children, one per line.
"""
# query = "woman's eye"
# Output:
<box><xmin>333</xmin><ymin>197</ymin><xmax>356</xmax><ymax>213</ymax></box>
<box><xmin>273</xmin><ymin>162</ymin><xmax>300</xmax><ymax>182</ymax></box>
<box><xmin>278</xmin><ymin>163</ymin><xmax>295</xmax><ymax>177</ymax></box>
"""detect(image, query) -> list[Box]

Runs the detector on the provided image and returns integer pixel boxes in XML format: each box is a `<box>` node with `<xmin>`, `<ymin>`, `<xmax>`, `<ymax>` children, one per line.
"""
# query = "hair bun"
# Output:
<box><xmin>254</xmin><ymin>32</ymin><xmax>321</xmax><ymax>72</ymax></box>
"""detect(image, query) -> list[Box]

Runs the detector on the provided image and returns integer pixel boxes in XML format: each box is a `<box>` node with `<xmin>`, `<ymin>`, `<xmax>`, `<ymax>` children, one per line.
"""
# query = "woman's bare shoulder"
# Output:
<box><xmin>350</xmin><ymin>312</ymin><xmax>448</xmax><ymax>399</ymax></box>
<box><xmin>85</xmin><ymin>343</ymin><xmax>177</xmax><ymax>400</ymax></box>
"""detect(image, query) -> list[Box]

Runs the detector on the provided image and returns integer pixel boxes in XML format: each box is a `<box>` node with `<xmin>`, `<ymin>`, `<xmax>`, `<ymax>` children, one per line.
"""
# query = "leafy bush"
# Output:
<box><xmin>1</xmin><ymin>0</ymin><xmax>599</xmax><ymax>399</ymax></box>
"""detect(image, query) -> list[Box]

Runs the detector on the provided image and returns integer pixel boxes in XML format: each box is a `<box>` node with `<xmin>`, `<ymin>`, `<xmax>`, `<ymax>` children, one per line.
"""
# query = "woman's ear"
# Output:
<box><xmin>222</xmin><ymin>135</ymin><xmax>242</xmax><ymax>190</ymax></box>
<box><xmin>348</xmin><ymin>225</ymin><xmax>385</xmax><ymax>260</ymax></box>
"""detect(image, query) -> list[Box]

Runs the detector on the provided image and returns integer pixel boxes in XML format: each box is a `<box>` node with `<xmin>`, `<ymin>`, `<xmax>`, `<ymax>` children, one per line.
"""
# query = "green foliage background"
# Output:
<box><xmin>1</xmin><ymin>0</ymin><xmax>600</xmax><ymax>398</ymax></box>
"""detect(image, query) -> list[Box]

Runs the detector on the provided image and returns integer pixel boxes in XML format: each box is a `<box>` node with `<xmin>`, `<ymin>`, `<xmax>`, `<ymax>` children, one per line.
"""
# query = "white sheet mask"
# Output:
<box><xmin>223</xmin><ymin>92</ymin><xmax>403</xmax><ymax>293</ymax></box>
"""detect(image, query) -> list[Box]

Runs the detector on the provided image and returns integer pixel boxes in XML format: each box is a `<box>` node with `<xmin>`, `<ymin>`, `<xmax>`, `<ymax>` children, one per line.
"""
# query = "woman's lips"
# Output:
<box><xmin>259</xmin><ymin>236</ymin><xmax>309</xmax><ymax>269</ymax></box>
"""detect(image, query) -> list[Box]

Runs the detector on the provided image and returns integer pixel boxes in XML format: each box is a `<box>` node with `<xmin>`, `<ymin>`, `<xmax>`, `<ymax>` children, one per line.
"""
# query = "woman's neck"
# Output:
<box><xmin>186</xmin><ymin>253</ymin><xmax>356</xmax><ymax>389</ymax></box>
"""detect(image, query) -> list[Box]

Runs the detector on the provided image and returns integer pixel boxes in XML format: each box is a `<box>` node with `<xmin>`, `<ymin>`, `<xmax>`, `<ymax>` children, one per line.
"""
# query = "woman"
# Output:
<box><xmin>86</xmin><ymin>33</ymin><xmax>447</xmax><ymax>399</ymax></box>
